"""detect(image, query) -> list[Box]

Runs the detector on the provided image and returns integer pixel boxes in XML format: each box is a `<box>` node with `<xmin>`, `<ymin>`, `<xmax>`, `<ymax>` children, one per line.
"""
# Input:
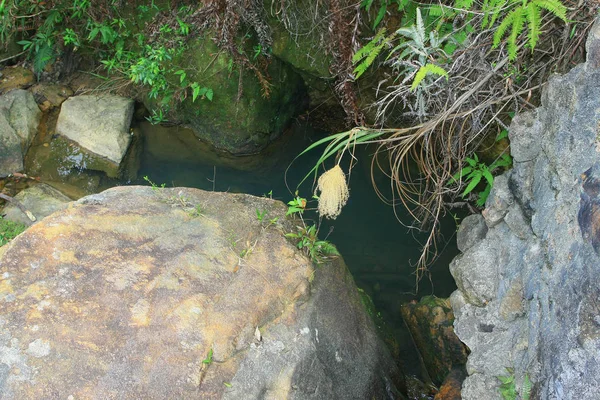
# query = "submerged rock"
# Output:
<box><xmin>1</xmin><ymin>183</ymin><xmax>71</xmax><ymax>226</ymax></box>
<box><xmin>0</xmin><ymin>89</ymin><xmax>41</xmax><ymax>177</ymax></box>
<box><xmin>450</xmin><ymin>17</ymin><xmax>600</xmax><ymax>400</ymax></box>
<box><xmin>400</xmin><ymin>296</ymin><xmax>468</xmax><ymax>386</ymax></box>
<box><xmin>0</xmin><ymin>186</ymin><xmax>403</xmax><ymax>399</ymax></box>
<box><xmin>56</xmin><ymin>95</ymin><xmax>135</xmax><ymax>169</ymax></box>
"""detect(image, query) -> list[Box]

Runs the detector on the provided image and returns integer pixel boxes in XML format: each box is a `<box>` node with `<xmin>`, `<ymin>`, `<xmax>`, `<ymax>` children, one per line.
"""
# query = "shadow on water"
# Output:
<box><xmin>133</xmin><ymin>120</ymin><xmax>460</xmax><ymax>374</ymax></box>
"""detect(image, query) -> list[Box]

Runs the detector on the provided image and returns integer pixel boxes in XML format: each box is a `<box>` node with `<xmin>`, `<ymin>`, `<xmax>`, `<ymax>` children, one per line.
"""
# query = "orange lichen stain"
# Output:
<box><xmin>130</xmin><ymin>299</ymin><xmax>151</xmax><ymax>327</ymax></box>
<box><xmin>170</xmin><ymin>295</ymin><xmax>207</xmax><ymax>331</ymax></box>
<box><xmin>38</xmin><ymin>223</ymin><xmax>75</xmax><ymax>240</ymax></box>
<box><xmin>75</xmin><ymin>340</ymin><xmax>100</xmax><ymax>352</ymax></box>
<box><xmin>0</xmin><ymin>279</ymin><xmax>14</xmax><ymax>296</ymax></box>
<box><xmin>18</xmin><ymin>283</ymin><xmax>48</xmax><ymax>301</ymax></box>
<box><xmin>59</xmin><ymin>251</ymin><xmax>77</xmax><ymax>263</ymax></box>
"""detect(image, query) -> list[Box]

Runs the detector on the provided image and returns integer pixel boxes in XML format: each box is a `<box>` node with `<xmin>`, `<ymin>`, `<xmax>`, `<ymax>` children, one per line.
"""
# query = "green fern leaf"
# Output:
<box><xmin>525</xmin><ymin>2</ymin><xmax>542</xmax><ymax>49</ymax></box>
<box><xmin>353</xmin><ymin>28</ymin><xmax>387</xmax><ymax>63</ymax></box>
<box><xmin>373</xmin><ymin>3</ymin><xmax>387</xmax><ymax>30</ymax></box>
<box><xmin>533</xmin><ymin>0</ymin><xmax>567</xmax><ymax>22</ymax></box>
<box><xmin>493</xmin><ymin>7</ymin><xmax>517</xmax><ymax>48</ymax></box>
<box><xmin>410</xmin><ymin>63</ymin><xmax>448</xmax><ymax>91</ymax></box>
<box><xmin>508</xmin><ymin>7</ymin><xmax>525</xmax><ymax>60</ymax></box>
<box><xmin>487</xmin><ymin>0</ymin><xmax>510</xmax><ymax>28</ymax></box>
<box><xmin>428</xmin><ymin>5</ymin><xmax>446</xmax><ymax>17</ymax></box>
<box><xmin>454</xmin><ymin>0</ymin><xmax>476</xmax><ymax>10</ymax></box>
<box><xmin>33</xmin><ymin>42</ymin><xmax>54</xmax><ymax>76</ymax></box>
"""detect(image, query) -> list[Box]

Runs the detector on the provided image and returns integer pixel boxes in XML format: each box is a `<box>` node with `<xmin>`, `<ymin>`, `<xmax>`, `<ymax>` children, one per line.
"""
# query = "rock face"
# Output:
<box><xmin>0</xmin><ymin>186</ymin><xmax>403</xmax><ymax>399</ymax></box>
<box><xmin>2</xmin><ymin>183</ymin><xmax>71</xmax><ymax>226</ymax></box>
<box><xmin>0</xmin><ymin>89</ymin><xmax>41</xmax><ymax>177</ymax></box>
<box><xmin>56</xmin><ymin>95</ymin><xmax>134</xmax><ymax>165</ymax></box>
<box><xmin>450</xmin><ymin>18</ymin><xmax>600</xmax><ymax>399</ymax></box>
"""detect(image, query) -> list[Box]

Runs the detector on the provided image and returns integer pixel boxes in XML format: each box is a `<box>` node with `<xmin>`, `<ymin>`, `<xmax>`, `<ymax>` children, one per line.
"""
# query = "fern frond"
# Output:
<box><xmin>33</xmin><ymin>42</ymin><xmax>54</xmax><ymax>76</ymax></box>
<box><xmin>508</xmin><ymin>7</ymin><xmax>525</xmax><ymax>59</ymax></box>
<box><xmin>525</xmin><ymin>2</ymin><xmax>542</xmax><ymax>49</ymax></box>
<box><xmin>533</xmin><ymin>0</ymin><xmax>567</xmax><ymax>22</ymax></box>
<box><xmin>352</xmin><ymin>29</ymin><xmax>393</xmax><ymax>79</ymax></box>
<box><xmin>353</xmin><ymin>28</ymin><xmax>387</xmax><ymax>63</ymax></box>
<box><xmin>428</xmin><ymin>5</ymin><xmax>446</xmax><ymax>17</ymax></box>
<box><xmin>410</xmin><ymin>63</ymin><xmax>448</xmax><ymax>91</ymax></box>
<box><xmin>415</xmin><ymin>8</ymin><xmax>425</xmax><ymax>48</ymax></box>
<box><xmin>493</xmin><ymin>7</ymin><xmax>517</xmax><ymax>47</ymax></box>
<box><xmin>487</xmin><ymin>0</ymin><xmax>510</xmax><ymax>28</ymax></box>
<box><xmin>454</xmin><ymin>0</ymin><xmax>476</xmax><ymax>10</ymax></box>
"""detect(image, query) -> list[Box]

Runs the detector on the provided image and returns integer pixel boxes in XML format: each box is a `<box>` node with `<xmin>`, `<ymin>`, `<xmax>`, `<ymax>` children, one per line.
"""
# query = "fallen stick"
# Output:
<box><xmin>0</xmin><ymin>193</ymin><xmax>36</xmax><ymax>222</ymax></box>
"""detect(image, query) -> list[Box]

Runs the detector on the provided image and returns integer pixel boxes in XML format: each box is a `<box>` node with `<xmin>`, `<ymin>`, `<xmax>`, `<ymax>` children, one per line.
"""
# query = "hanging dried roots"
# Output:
<box><xmin>316</xmin><ymin>165</ymin><xmax>349</xmax><ymax>219</ymax></box>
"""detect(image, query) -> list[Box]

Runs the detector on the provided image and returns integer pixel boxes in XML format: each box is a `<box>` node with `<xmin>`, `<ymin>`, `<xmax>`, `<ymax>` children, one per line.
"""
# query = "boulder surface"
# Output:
<box><xmin>56</xmin><ymin>95</ymin><xmax>134</xmax><ymax>165</ymax></box>
<box><xmin>0</xmin><ymin>186</ymin><xmax>403</xmax><ymax>399</ymax></box>
<box><xmin>2</xmin><ymin>183</ymin><xmax>71</xmax><ymax>226</ymax></box>
<box><xmin>0</xmin><ymin>90</ymin><xmax>41</xmax><ymax>177</ymax></box>
<box><xmin>450</xmin><ymin>18</ymin><xmax>600</xmax><ymax>399</ymax></box>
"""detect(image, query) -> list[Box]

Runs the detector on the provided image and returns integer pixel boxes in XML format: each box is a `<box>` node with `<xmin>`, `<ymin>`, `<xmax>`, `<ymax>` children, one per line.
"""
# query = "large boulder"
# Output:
<box><xmin>1</xmin><ymin>183</ymin><xmax>71</xmax><ymax>226</ymax></box>
<box><xmin>0</xmin><ymin>186</ymin><xmax>403</xmax><ymax>398</ymax></box>
<box><xmin>55</xmin><ymin>95</ymin><xmax>135</xmax><ymax>173</ymax></box>
<box><xmin>0</xmin><ymin>89</ymin><xmax>41</xmax><ymax>177</ymax></box>
<box><xmin>449</xmin><ymin>18</ymin><xmax>600</xmax><ymax>399</ymax></box>
<box><xmin>161</xmin><ymin>36</ymin><xmax>306</xmax><ymax>155</ymax></box>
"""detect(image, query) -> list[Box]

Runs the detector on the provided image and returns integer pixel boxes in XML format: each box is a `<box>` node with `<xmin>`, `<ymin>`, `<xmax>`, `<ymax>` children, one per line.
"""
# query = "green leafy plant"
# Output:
<box><xmin>285</xmin><ymin>224</ymin><xmax>340</xmax><ymax>264</ymax></box>
<box><xmin>143</xmin><ymin>176</ymin><xmax>166</xmax><ymax>191</ymax></box>
<box><xmin>450</xmin><ymin>153</ymin><xmax>513</xmax><ymax>206</ymax></box>
<box><xmin>202</xmin><ymin>348</ymin><xmax>213</xmax><ymax>365</ymax></box>
<box><xmin>0</xmin><ymin>216</ymin><xmax>27</xmax><ymax>247</ymax></box>
<box><xmin>497</xmin><ymin>368</ymin><xmax>532</xmax><ymax>400</ymax></box>
<box><xmin>255</xmin><ymin>208</ymin><xmax>267</xmax><ymax>222</ymax></box>
<box><xmin>489</xmin><ymin>0</ymin><xmax>568</xmax><ymax>60</ymax></box>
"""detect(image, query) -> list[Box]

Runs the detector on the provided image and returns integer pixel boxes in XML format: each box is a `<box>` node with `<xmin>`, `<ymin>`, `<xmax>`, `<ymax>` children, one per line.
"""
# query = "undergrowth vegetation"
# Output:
<box><xmin>0</xmin><ymin>216</ymin><xmax>26</xmax><ymax>247</ymax></box>
<box><xmin>285</xmin><ymin>0</ymin><xmax>597</xmax><ymax>286</ymax></box>
<box><xmin>1</xmin><ymin>0</ymin><xmax>598</xmax><ymax>286</ymax></box>
<box><xmin>0</xmin><ymin>0</ymin><xmax>274</xmax><ymax>122</ymax></box>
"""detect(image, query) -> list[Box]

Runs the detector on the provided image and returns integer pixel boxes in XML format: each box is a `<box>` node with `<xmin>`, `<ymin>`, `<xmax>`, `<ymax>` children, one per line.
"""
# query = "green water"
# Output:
<box><xmin>132</xmin><ymin>121</ymin><xmax>460</xmax><ymax>373</ymax></box>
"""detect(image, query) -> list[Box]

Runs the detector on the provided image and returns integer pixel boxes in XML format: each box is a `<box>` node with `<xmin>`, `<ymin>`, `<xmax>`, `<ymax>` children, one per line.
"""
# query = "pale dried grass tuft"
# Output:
<box><xmin>316</xmin><ymin>165</ymin><xmax>349</xmax><ymax>219</ymax></box>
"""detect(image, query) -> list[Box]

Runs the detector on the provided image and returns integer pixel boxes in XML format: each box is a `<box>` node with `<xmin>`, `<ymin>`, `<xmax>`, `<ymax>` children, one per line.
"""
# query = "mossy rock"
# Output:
<box><xmin>400</xmin><ymin>296</ymin><xmax>468</xmax><ymax>386</ymax></box>
<box><xmin>151</xmin><ymin>35</ymin><xmax>306</xmax><ymax>155</ymax></box>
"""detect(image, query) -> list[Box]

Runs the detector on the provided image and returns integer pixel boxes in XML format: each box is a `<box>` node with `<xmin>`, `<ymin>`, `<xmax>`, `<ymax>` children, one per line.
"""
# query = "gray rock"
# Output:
<box><xmin>2</xmin><ymin>183</ymin><xmax>71</xmax><ymax>226</ymax></box>
<box><xmin>508</xmin><ymin>110</ymin><xmax>543</xmax><ymax>163</ymax></box>
<box><xmin>0</xmin><ymin>90</ymin><xmax>41</xmax><ymax>177</ymax></box>
<box><xmin>450</xmin><ymin>17</ymin><xmax>600</xmax><ymax>400</ymax></box>
<box><xmin>56</xmin><ymin>95</ymin><xmax>134</xmax><ymax>164</ymax></box>
<box><xmin>457</xmin><ymin>214</ymin><xmax>488</xmax><ymax>253</ymax></box>
<box><xmin>482</xmin><ymin>174</ymin><xmax>513</xmax><ymax>228</ymax></box>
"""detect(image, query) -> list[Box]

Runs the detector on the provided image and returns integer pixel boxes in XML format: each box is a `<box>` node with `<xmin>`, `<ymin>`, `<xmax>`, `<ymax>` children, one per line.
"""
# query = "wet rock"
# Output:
<box><xmin>2</xmin><ymin>183</ymin><xmax>71</xmax><ymax>226</ymax></box>
<box><xmin>56</xmin><ymin>95</ymin><xmax>134</xmax><ymax>165</ymax></box>
<box><xmin>400</xmin><ymin>296</ymin><xmax>468</xmax><ymax>386</ymax></box>
<box><xmin>0</xmin><ymin>90</ymin><xmax>41</xmax><ymax>177</ymax></box>
<box><xmin>434</xmin><ymin>367</ymin><xmax>467</xmax><ymax>400</ymax></box>
<box><xmin>450</xmin><ymin>17</ymin><xmax>600</xmax><ymax>400</ymax></box>
<box><xmin>0</xmin><ymin>186</ymin><xmax>403</xmax><ymax>399</ymax></box>
<box><xmin>30</xmin><ymin>83</ymin><xmax>73</xmax><ymax>108</ymax></box>
<box><xmin>0</xmin><ymin>67</ymin><xmax>35</xmax><ymax>94</ymax></box>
